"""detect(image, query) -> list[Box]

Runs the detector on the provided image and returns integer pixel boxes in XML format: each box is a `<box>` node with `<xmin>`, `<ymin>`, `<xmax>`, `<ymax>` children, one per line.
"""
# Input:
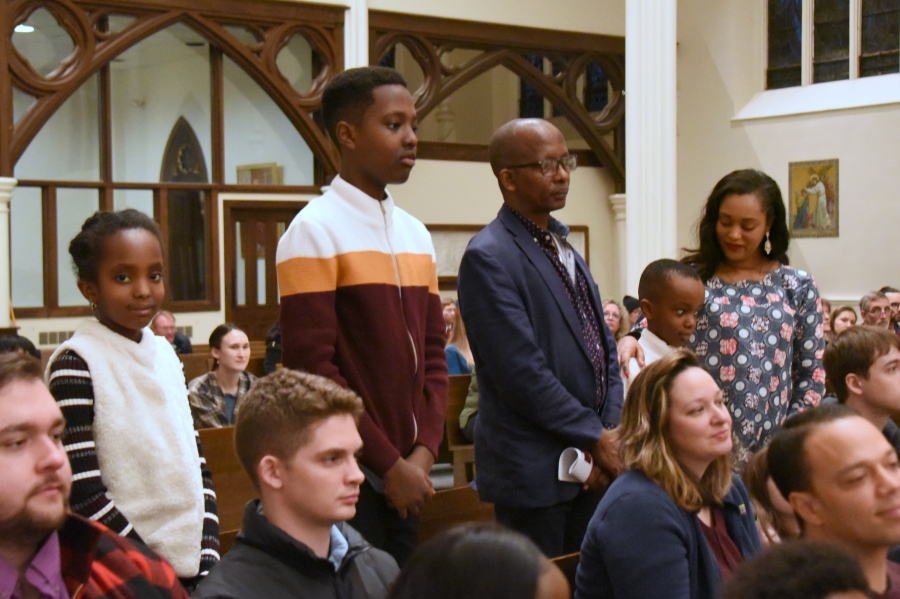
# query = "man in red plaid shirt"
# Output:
<box><xmin>0</xmin><ymin>352</ymin><xmax>188</xmax><ymax>599</ymax></box>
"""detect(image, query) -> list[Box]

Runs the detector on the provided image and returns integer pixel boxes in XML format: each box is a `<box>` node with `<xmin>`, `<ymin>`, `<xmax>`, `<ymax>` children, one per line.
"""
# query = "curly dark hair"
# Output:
<box><xmin>68</xmin><ymin>209</ymin><xmax>162</xmax><ymax>283</ymax></box>
<box><xmin>681</xmin><ymin>169</ymin><xmax>790</xmax><ymax>281</ymax></box>
<box><xmin>722</xmin><ymin>541</ymin><xmax>868</xmax><ymax>599</ymax></box>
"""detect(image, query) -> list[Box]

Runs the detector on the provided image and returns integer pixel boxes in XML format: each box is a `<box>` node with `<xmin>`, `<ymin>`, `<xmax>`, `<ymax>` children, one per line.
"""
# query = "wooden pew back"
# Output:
<box><xmin>445</xmin><ymin>374</ymin><xmax>475</xmax><ymax>487</ymax></box>
<box><xmin>417</xmin><ymin>485</ymin><xmax>494</xmax><ymax>544</ymax></box>
<box><xmin>551</xmin><ymin>552</ymin><xmax>580</xmax><ymax>598</ymax></box>
<box><xmin>198</xmin><ymin>426</ymin><xmax>257</xmax><ymax>554</ymax></box>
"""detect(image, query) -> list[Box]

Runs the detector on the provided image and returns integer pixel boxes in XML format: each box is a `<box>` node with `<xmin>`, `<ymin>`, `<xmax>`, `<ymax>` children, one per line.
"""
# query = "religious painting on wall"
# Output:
<box><xmin>788</xmin><ymin>159</ymin><xmax>839</xmax><ymax>238</ymax></box>
<box><xmin>237</xmin><ymin>163</ymin><xmax>282</xmax><ymax>185</ymax></box>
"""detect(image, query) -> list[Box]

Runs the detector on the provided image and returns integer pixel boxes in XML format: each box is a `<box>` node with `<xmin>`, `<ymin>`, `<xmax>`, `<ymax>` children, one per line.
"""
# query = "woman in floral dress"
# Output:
<box><xmin>621</xmin><ymin>170</ymin><xmax>825</xmax><ymax>467</ymax></box>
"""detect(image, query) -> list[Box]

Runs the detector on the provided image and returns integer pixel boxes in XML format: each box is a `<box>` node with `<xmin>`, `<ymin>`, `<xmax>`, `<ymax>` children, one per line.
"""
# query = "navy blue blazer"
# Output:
<box><xmin>457</xmin><ymin>205</ymin><xmax>623</xmax><ymax>508</ymax></box>
<box><xmin>575</xmin><ymin>470</ymin><xmax>762</xmax><ymax>599</ymax></box>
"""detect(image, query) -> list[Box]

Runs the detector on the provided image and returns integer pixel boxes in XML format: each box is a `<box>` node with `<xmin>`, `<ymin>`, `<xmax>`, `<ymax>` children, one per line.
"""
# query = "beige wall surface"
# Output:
<box><xmin>677</xmin><ymin>0</ymin><xmax>900</xmax><ymax>304</ymax></box>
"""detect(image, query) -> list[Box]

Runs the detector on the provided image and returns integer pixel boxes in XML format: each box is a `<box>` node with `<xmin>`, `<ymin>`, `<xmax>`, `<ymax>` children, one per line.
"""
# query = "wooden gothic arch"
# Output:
<box><xmin>1</xmin><ymin>0</ymin><xmax>345</xmax><ymax>177</ymax></box>
<box><xmin>369</xmin><ymin>11</ymin><xmax>626</xmax><ymax>191</ymax></box>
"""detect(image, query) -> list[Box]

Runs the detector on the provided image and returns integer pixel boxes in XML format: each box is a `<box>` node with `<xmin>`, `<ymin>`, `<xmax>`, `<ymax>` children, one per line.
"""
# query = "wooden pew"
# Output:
<box><xmin>417</xmin><ymin>485</ymin><xmax>494</xmax><ymax>544</ymax></box>
<box><xmin>552</xmin><ymin>552</ymin><xmax>580</xmax><ymax>598</ymax></box>
<box><xmin>446</xmin><ymin>374</ymin><xmax>475</xmax><ymax>487</ymax></box>
<box><xmin>198</xmin><ymin>426</ymin><xmax>257</xmax><ymax>554</ymax></box>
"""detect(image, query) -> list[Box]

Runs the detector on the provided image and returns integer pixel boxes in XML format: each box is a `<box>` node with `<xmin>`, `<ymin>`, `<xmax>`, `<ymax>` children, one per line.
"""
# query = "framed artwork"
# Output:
<box><xmin>427</xmin><ymin>224</ymin><xmax>589</xmax><ymax>291</ymax></box>
<box><xmin>237</xmin><ymin>163</ymin><xmax>282</xmax><ymax>185</ymax></box>
<box><xmin>788</xmin><ymin>159</ymin><xmax>839</xmax><ymax>238</ymax></box>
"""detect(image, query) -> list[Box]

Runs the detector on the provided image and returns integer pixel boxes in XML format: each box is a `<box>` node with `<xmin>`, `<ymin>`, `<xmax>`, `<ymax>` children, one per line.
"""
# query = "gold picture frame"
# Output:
<box><xmin>788</xmin><ymin>159</ymin><xmax>838</xmax><ymax>238</ymax></box>
<box><xmin>236</xmin><ymin>163</ymin><xmax>282</xmax><ymax>186</ymax></box>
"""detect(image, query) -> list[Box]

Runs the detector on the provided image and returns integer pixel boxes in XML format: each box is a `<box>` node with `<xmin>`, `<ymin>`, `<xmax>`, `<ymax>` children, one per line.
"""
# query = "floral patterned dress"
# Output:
<box><xmin>689</xmin><ymin>265</ymin><xmax>826</xmax><ymax>467</ymax></box>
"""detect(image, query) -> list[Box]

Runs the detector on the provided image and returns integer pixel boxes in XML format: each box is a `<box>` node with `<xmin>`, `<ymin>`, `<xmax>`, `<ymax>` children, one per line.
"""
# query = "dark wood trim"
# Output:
<box><xmin>210</xmin><ymin>46</ymin><xmax>224</xmax><ymax>185</ymax></box>
<box><xmin>0</xmin><ymin>7</ymin><xmax>12</xmax><ymax>176</ymax></box>
<box><xmin>78</xmin><ymin>0</ymin><xmax>346</xmax><ymax>26</ymax></box>
<box><xmin>42</xmin><ymin>187</ymin><xmax>57</xmax><ymax>310</ymax></box>
<box><xmin>16</xmin><ymin>306</ymin><xmax>93</xmax><ymax>319</ymax></box>
<box><xmin>16</xmin><ymin>180</ymin><xmax>322</xmax><ymax>194</ymax></box>
<box><xmin>368</xmin><ymin>11</ymin><xmax>624</xmax><ymax>55</ymax></box>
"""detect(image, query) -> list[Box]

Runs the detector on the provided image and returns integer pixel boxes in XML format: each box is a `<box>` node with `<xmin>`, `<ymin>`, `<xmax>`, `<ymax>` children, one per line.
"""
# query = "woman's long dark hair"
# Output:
<box><xmin>387</xmin><ymin>524</ymin><xmax>548</xmax><ymax>599</ymax></box>
<box><xmin>681</xmin><ymin>169</ymin><xmax>790</xmax><ymax>281</ymax></box>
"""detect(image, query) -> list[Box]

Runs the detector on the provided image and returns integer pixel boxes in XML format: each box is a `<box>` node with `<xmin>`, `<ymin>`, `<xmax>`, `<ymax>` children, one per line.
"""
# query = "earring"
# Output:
<box><xmin>764</xmin><ymin>233</ymin><xmax>772</xmax><ymax>255</ymax></box>
<box><xmin>90</xmin><ymin>302</ymin><xmax>97</xmax><ymax>311</ymax></box>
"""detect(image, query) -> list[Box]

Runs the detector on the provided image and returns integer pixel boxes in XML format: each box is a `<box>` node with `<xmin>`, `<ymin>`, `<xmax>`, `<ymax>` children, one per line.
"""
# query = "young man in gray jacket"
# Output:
<box><xmin>192</xmin><ymin>370</ymin><xmax>399</xmax><ymax>599</ymax></box>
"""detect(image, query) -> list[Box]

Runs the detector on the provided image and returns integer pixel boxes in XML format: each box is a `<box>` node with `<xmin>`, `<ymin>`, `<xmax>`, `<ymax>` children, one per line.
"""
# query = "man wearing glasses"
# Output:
<box><xmin>879</xmin><ymin>286</ymin><xmax>900</xmax><ymax>338</ymax></box>
<box><xmin>457</xmin><ymin>119</ymin><xmax>623</xmax><ymax>557</ymax></box>
<box><xmin>861</xmin><ymin>291</ymin><xmax>893</xmax><ymax>329</ymax></box>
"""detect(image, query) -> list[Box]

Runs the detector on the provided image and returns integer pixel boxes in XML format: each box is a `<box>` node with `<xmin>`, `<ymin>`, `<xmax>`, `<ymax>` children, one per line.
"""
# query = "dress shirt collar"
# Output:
<box><xmin>0</xmin><ymin>532</ymin><xmax>68</xmax><ymax>599</ymax></box>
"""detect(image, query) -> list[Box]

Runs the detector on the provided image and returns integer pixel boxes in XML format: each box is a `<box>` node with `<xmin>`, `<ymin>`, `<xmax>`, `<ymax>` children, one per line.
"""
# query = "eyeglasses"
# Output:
<box><xmin>505</xmin><ymin>155</ymin><xmax>578</xmax><ymax>177</ymax></box>
<box><xmin>866</xmin><ymin>308</ymin><xmax>891</xmax><ymax>315</ymax></box>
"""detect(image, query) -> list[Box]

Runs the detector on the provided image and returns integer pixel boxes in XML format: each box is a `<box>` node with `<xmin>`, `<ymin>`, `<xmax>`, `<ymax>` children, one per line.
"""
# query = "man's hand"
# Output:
<box><xmin>617</xmin><ymin>336</ymin><xmax>644</xmax><ymax>378</ymax></box>
<box><xmin>589</xmin><ymin>429</ymin><xmax>623</xmax><ymax>479</ymax></box>
<box><xmin>383</xmin><ymin>456</ymin><xmax>435</xmax><ymax>518</ymax></box>
<box><xmin>582</xmin><ymin>464</ymin><xmax>612</xmax><ymax>493</ymax></box>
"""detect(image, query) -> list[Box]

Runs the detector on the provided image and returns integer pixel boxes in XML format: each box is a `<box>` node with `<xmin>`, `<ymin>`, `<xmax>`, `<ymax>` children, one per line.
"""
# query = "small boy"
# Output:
<box><xmin>626</xmin><ymin>259</ymin><xmax>705</xmax><ymax>390</ymax></box>
<box><xmin>193</xmin><ymin>369</ymin><xmax>399</xmax><ymax>599</ymax></box>
<box><xmin>275</xmin><ymin>67</ymin><xmax>448</xmax><ymax>565</ymax></box>
<box><xmin>823</xmin><ymin>325</ymin><xmax>900</xmax><ymax>455</ymax></box>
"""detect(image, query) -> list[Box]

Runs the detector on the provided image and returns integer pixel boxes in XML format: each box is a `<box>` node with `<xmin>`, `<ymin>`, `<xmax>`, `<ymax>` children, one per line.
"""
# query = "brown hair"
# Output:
<box><xmin>446</xmin><ymin>308</ymin><xmax>473</xmax><ymax>365</ymax></box>
<box><xmin>742</xmin><ymin>447</ymin><xmax>798</xmax><ymax>541</ymax></box>
<box><xmin>824</xmin><ymin>325</ymin><xmax>900</xmax><ymax>402</ymax></box>
<box><xmin>233</xmin><ymin>369</ymin><xmax>364</xmax><ymax>489</ymax></box>
<box><xmin>620</xmin><ymin>349</ymin><xmax>733</xmax><ymax>511</ymax></box>
<box><xmin>0</xmin><ymin>352</ymin><xmax>43</xmax><ymax>391</ymax></box>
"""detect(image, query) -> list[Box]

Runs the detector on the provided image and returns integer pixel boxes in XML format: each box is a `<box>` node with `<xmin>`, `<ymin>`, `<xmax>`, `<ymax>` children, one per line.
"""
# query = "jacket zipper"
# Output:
<box><xmin>380</xmin><ymin>201</ymin><xmax>419</xmax><ymax>374</ymax></box>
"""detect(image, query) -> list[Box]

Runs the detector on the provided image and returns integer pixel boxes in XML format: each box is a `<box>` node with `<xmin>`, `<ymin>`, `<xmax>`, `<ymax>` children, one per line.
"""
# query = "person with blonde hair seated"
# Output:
<box><xmin>575</xmin><ymin>349</ymin><xmax>761</xmax><ymax>599</ymax></box>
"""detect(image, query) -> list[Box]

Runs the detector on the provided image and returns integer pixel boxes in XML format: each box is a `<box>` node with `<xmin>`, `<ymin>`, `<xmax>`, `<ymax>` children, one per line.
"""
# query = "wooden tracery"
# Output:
<box><xmin>1</xmin><ymin>0</ymin><xmax>345</xmax><ymax>177</ymax></box>
<box><xmin>369</xmin><ymin>11</ymin><xmax>626</xmax><ymax>191</ymax></box>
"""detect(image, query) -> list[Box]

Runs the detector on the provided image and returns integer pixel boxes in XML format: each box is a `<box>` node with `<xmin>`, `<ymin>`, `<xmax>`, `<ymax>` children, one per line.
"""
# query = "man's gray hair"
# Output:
<box><xmin>860</xmin><ymin>291</ymin><xmax>888</xmax><ymax>312</ymax></box>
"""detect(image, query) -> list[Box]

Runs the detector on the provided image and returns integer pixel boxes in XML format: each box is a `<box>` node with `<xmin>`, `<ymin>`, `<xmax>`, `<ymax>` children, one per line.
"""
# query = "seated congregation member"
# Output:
<box><xmin>151</xmin><ymin>310</ymin><xmax>193</xmax><ymax>354</ymax></box>
<box><xmin>831</xmin><ymin>305</ymin><xmax>858</xmax><ymax>335</ymax></box>
<box><xmin>722</xmin><ymin>541</ymin><xmax>870</xmax><ymax>599</ymax></box>
<box><xmin>768</xmin><ymin>405</ymin><xmax>900</xmax><ymax>598</ymax></box>
<box><xmin>881</xmin><ymin>286</ymin><xmax>900</xmax><ymax>338</ymax></box>
<box><xmin>445</xmin><ymin>306</ymin><xmax>473</xmax><ymax>375</ymax></box>
<box><xmin>187</xmin><ymin>323</ymin><xmax>257</xmax><ymax>429</ymax></box>
<box><xmin>741</xmin><ymin>448</ymin><xmax>799</xmax><ymax>544</ymax></box>
<box><xmin>602</xmin><ymin>300</ymin><xmax>630</xmax><ymax>341</ymax></box>
<box><xmin>576</xmin><ymin>350</ymin><xmax>761</xmax><ymax>599</ymax></box>
<box><xmin>442</xmin><ymin>298</ymin><xmax>457</xmax><ymax>338</ymax></box>
<box><xmin>387</xmin><ymin>524</ymin><xmax>569</xmax><ymax>599</ymax></box>
<box><xmin>0</xmin><ymin>352</ymin><xmax>189</xmax><ymax>599</ymax></box>
<box><xmin>47</xmin><ymin>210</ymin><xmax>218</xmax><ymax>588</ymax></box>
<box><xmin>622</xmin><ymin>295</ymin><xmax>641</xmax><ymax>328</ymax></box>
<box><xmin>624</xmin><ymin>259</ymin><xmax>705</xmax><ymax>391</ymax></box>
<box><xmin>823</xmin><ymin>326</ymin><xmax>900</xmax><ymax>455</ymax></box>
<box><xmin>861</xmin><ymin>291</ymin><xmax>892</xmax><ymax>329</ymax></box>
<box><xmin>193</xmin><ymin>369</ymin><xmax>399</xmax><ymax>599</ymax></box>
<box><xmin>459</xmin><ymin>372</ymin><xmax>480</xmax><ymax>443</ymax></box>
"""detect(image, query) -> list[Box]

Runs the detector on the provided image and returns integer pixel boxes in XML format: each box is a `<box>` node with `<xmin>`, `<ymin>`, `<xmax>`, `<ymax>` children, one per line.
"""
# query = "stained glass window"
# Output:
<box><xmin>814</xmin><ymin>0</ymin><xmax>851</xmax><ymax>82</ymax></box>
<box><xmin>519</xmin><ymin>54</ymin><xmax>544</xmax><ymax>118</ymax></box>
<box><xmin>768</xmin><ymin>0</ymin><xmax>803</xmax><ymax>88</ymax></box>
<box><xmin>584</xmin><ymin>63</ymin><xmax>609</xmax><ymax>113</ymax></box>
<box><xmin>861</xmin><ymin>0</ymin><xmax>900</xmax><ymax>77</ymax></box>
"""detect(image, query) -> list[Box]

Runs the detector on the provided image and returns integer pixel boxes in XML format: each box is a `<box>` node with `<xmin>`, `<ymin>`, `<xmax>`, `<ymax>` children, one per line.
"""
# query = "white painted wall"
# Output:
<box><xmin>677</xmin><ymin>0</ymin><xmax>900</xmax><ymax>306</ymax></box>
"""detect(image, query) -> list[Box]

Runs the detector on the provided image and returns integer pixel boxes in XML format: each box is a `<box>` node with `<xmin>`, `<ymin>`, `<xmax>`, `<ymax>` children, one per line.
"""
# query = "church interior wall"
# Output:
<box><xmin>677</xmin><ymin>0</ymin><xmax>900</xmax><ymax>307</ymax></box>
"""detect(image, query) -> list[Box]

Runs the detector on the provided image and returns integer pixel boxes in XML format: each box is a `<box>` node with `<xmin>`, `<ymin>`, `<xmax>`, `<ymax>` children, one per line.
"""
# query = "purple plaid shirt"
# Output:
<box><xmin>508</xmin><ymin>206</ymin><xmax>609</xmax><ymax>415</ymax></box>
<box><xmin>0</xmin><ymin>532</ymin><xmax>68</xmax><ymax>599</ymax></box>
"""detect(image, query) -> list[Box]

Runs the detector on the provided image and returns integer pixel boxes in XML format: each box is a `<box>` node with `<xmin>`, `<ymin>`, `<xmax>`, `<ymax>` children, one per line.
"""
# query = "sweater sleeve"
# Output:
<box><xmin>789</xmin><ymin>271</ymin><xmax>826</xmax><ymax>415</ymax></box>
<box><xmin>416</xmin><ymin>287</ymin><xmax>450</xmax><ymax>458</ymax></box>
<box><xmin>196</xmin><ymin>430</ymin><xmax>221</xmax><ymax>576</ymax></box>
<box><xmin>48</xmin><ymin>350</ymin><xmax>141</xmax><ymax>541</ymax></box>
<box><xmin>575</xmin><ymin>488</ymin><xmax>693</xmax><ymax>599</ymax></box>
